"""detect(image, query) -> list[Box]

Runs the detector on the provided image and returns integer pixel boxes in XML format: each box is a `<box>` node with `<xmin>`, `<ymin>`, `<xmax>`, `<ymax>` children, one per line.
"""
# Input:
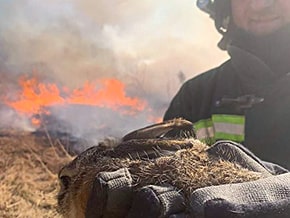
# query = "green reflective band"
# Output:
<box><xmin>212</xmin><ymin>114</ymin><xmax>245</xmax><ymax>125</ymax></box>
<box><xmin>194</xmin><ymin>118</ymin><xmax>213</xmax><ymax>130</ymax></box>
<box><xmin>214</xmin><ymin>132</ymin><xmax>244</xmax><ymax>142</ymax></box>
<box><xmin>193</xmin><ymin>114</ymin><xmax>245</xmax><ymax>144</ymax></box>
<box><xmin>194</xmin><ymin>119</ymin><xmax>215</xmax><ymax>145</ymax></box>
<box><xmin>212</xmin><ymin>114</ymin><xmax>245</xmax><ymax>143</ymax></box>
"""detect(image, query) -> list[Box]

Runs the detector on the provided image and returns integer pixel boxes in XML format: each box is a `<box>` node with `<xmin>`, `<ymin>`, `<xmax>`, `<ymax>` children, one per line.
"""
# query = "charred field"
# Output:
<box><xmin>0</xmin><ymin>130</ymin><xmax>73</xmax><ymax>218</ymax></box>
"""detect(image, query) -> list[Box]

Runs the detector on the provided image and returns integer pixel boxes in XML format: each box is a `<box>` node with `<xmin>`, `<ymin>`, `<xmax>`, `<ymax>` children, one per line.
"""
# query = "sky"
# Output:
<box><xmin>0</xmin><ymin>0</ymin><xmax>229</xmax><ymax>142</ymax></box>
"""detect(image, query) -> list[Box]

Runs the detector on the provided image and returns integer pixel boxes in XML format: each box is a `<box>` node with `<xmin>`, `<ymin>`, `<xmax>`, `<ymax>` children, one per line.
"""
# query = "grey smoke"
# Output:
<box><xmin>0</xmin><ymin>0</ymin><xmax>227</xmax><ymax>149</ymax></box>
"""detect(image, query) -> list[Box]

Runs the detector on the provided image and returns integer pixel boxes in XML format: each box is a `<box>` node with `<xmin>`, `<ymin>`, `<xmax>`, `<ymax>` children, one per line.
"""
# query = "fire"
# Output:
<box><xmin>67</xmin><ymin>79</ymin><xmax>145</xmax><ymax>112</ymax></box>
<box><xmin>4</xmin><ymin>76</ymin><xmax>147</xmax><ymax>127</ymax></box>
<box><xmin>6</xmin><ymin>77</ymin><xmax>65</xmax><ymax>115</ymax></box>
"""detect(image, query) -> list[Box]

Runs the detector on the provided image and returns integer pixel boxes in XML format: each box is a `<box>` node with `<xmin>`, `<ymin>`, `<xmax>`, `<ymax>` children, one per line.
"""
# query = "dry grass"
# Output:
<box><xmin>0</xmin><ymin>131</ymin><xmax>73</xmax><ymax>218</ymax></box>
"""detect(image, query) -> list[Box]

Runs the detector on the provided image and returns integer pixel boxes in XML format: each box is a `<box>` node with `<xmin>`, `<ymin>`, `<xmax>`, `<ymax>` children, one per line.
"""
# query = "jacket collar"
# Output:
<box><xmin>227</xmin><ymin>44</ymin><xmax>290</xmax><ymax>96</ymax></box>
<box><xmin>228</xmin><ymin>45</ymin><xmax>275</xmax><ymax>81</ymax></box>
<box><xmin>227</xmin><ymin>24</ymin><xmax>290</xmax><ymax>78</ymax></box>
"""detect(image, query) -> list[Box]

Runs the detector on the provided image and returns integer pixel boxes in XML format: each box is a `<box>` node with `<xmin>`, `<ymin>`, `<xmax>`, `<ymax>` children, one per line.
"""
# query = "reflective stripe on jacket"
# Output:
<box><xmin>194</xmin><ymin>114</ymin><xmax>245</xmax><ymax>143</ymax></box>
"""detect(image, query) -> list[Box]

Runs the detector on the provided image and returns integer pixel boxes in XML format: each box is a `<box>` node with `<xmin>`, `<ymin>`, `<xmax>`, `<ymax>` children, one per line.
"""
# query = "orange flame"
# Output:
<box><xmin>4</xmin><ymin>76</ymin><xmax>147</xmax><ymax>126</ymax></box>
<box><xmin>67</xmin><ymin>79</ymin><xmax>145</xmax><ymax>112</ymax></box>
<box><xmin>6</xmin><ymin>77</ymin><xmax>65</xmax><ymax>115</ymax></box>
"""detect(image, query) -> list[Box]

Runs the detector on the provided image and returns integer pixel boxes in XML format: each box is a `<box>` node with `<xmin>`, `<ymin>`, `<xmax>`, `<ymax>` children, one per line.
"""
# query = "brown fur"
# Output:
<box><xmin>57</xmin><ymin>138</ymin><xmax>263</xmax><ymax>218</ymax></box>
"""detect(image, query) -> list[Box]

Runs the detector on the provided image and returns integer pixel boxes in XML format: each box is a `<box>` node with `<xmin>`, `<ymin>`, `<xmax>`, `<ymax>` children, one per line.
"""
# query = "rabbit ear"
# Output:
<box><xmin>122</xmin><ymin>118</ymin><xmax>195</xmax><ymax>141</ymax></box>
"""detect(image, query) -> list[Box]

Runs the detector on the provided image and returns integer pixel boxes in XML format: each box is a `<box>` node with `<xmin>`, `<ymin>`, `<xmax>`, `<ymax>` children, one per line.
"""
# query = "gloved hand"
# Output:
<box><xmin>190</xmin><ymin>140</ymin><xmax>290</xmax><ymax>218</ymax></box>
<box><xmin>85</xmin><ymin>169</ymin><xmax>290</xmax><ymax>218</ymax></box>
<box><xmin>86</xmin><ymin>170</ymin><xmax>187</xmax><ymax>218</ymax></box>
<box><xmin>85</xmin><ymin>135</ymin><xmax>289</xmax><ymax>217</ymax></box>
<box><xmin>190</xmin><ymin>172</ymin><xmax>290</xmax><ymax>218</ymax></box>
<box><xmin>86</xmin><ymin>118</ymin><xmax>193</xmax><ymax>218</ymax></box>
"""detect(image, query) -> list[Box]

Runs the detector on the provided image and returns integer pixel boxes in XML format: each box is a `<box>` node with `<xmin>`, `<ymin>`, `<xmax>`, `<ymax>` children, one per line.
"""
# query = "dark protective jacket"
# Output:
<box><xmin>164</xmin><ymin>45</ymin><xmax>290</xmax><ymax>169</ymax></box>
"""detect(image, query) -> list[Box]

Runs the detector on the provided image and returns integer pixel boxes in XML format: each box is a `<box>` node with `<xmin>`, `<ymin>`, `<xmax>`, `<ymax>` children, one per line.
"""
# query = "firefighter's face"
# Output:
<box><xmin>231</xmin><ymin>0</ymin><xmax>290</xmax><ymax>36</ymax></box>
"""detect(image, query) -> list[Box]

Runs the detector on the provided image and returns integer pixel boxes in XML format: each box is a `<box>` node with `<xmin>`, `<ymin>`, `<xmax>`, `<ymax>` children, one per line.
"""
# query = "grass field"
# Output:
<box><xmin>0</xmin><ymin>131</ymin><xmax>73</xmax><ymax>218</ymax></box>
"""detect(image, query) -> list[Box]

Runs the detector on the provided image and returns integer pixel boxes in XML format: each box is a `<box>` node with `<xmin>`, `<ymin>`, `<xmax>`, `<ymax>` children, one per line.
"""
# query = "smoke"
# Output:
<box><xmin>0</xmin><ymin>0</ymin><xmax>227</xmax><ymax>84</ymax></box>
<box><xmin>0</xmin><ymin>0</ymin><xmax>228</xmax><ymax>147</ymax></box>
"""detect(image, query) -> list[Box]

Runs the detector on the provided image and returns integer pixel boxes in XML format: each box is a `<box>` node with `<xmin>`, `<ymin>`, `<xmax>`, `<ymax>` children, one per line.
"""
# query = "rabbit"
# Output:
<box><xmin>57</xmin><ymin>118</ymin><xmax>264</xmax><ymax>218</ymax></box>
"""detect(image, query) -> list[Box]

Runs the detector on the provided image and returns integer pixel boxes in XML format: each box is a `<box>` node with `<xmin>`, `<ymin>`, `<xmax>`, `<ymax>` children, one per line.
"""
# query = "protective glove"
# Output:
<box><xmin>85</xmin><ymin>170</ymin><xmax>290</xmax><ymax>218</ymax></box>
<box><xmin>86</xmin><ymin>118</ymin><xmax>193</xmax><ymax>218</ymax></box>
<box><xmin>127</xmin><ymin>185</ymin><xmax>186</xmax><ymax>218</ymax></box>
<box><xmin>85</xmin><ymin>168</ymin><xmax>133</xmax><ymax>218</ymax></box>
<box><xmin>190</xmin><ymin>172</ymin><xmax>290</xmax><ymax>218</ymax></box>
<box><xmin>85</xmin><ymin>168</ymin><xmax>188</xmax><ymax>218</ymax></box>
<box><xmin>191</xmin><ymin>140</ymin><xmax>290</xmax><ymax>218</ymax></box>
<box><xmin>207</xmin><ymin>140</ymin><xmax>288</xmax><ymax>175</ymax></box>
<box><xmin>84</xmin><ymin>119</ymin><xmax>290</xmax><ymax>218</ymax></box>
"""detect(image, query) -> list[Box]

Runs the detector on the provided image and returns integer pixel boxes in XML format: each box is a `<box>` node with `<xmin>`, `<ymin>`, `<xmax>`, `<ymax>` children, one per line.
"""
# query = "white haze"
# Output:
<box><xmin>0</xmin><ymin>0</ymin><xmax>228</xmax><ymax>147</ymax></box>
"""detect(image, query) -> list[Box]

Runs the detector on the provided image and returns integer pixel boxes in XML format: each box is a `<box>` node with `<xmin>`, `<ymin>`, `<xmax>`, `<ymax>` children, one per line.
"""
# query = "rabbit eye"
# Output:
<box><xmin>60</xmin><ymin>175</ymin><xmax>71</xmax><ymax>189</ymax></box>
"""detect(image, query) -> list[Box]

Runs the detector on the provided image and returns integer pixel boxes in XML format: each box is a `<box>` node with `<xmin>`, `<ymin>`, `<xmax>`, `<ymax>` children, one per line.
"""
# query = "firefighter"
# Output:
<box><xmin>84</xmin><ymin>1</ymin><xmax>290</xmax><ymax>217</ymax></box>
<box><xmin>164</xmin><ymin>0</ymin><xmax>290</xmax><ymax>170</ymax></box>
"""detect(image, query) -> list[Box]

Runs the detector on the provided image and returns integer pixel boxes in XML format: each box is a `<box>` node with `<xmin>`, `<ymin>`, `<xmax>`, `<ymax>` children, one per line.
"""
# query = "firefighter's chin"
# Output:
<box><xmin>247</xmin><ymin>16</ymin><xmax>284</xmax><ymax>36</ymax></box>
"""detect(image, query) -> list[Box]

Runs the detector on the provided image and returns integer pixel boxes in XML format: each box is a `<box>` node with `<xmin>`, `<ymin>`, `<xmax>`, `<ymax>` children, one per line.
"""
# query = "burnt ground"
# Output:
<box><xmin>0</xmin><ymin>131</ymin><xmax>73</xmax><ymax>218</ymax></box>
